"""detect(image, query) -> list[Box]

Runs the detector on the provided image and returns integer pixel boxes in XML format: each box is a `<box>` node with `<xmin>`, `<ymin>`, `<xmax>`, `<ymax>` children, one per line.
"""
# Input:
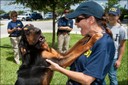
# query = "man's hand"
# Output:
<box><xmin>114</xmin><ymin>60</ymin><xmax>121</xmax><ymax>68</ymax></box>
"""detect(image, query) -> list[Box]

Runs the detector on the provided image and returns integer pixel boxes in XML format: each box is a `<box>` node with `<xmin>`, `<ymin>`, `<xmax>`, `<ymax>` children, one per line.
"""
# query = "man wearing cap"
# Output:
<box><xmin>104</xmin><ymin>7</ymin><xmax>127</xmax><ymax>85</ymax></box>
<box><xmin>46</xmin><ymin>1</ymin><xmax>115</xmax><ymax>85</ymax></box>
<box><xmin>57</xmin><ymin>9</ymin><xmax>73</xmax><ymax>53</ymax></box>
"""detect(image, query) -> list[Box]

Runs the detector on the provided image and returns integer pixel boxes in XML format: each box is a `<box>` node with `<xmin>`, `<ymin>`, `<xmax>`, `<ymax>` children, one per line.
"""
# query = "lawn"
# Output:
<box><xmin>0</xmin><ymin>33</ymin><xmax>128</xmax><ymax>85</ymax></box>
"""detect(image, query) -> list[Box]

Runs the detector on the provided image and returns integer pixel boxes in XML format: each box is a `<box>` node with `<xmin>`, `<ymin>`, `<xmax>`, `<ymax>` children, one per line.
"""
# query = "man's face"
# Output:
<box><xmin>108</xmin><ymin>14</ymin><xmax>119</xmax><ymax>24</ymax></box>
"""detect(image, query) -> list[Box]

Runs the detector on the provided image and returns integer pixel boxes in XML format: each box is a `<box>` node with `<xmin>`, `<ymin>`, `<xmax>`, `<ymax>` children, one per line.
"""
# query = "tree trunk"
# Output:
<box><xmin>52</xmin><ymin>3</ymin><xmax>56</xmax><ymax>47</ymax></box>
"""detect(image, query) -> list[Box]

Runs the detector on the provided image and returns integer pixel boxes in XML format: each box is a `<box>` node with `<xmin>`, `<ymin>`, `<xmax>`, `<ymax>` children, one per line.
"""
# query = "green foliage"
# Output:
<box><xmin>14</xmin><ymin>0</ymin><xmax>85</xmax><ymax>46</ymax></box>
<box><xmin>15</xmin><ymin>0</ymin><xmax>84</xmax><ymax>13</ymax></box>
<box><xmin>0</xmin><ymin>10</ymin><xmax>6</xmax><ymax>14</ymax></box>
<box><xmin>104</xmin><ymin>0</ymin><xmax>120</xmax><ymax>12</ymax></box>
<box><xmin>0</xmin><ymin>33</ymin><xmax>128</xmax><ymax>85</ymax></box>
<box><xmin>17</xmin><ymin>10</ymin><xmax>25</xmax><ymax>15</ymax></box>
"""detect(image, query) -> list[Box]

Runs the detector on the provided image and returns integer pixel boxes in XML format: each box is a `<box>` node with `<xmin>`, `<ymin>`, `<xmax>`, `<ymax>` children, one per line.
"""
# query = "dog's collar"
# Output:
<box><xmin>34</xmin><ymin>35</ymin><xmax>45</xmax><ymax>45</ymax></box>
<box><xmin>39</xmin><ymin>36</ymin><xmax>45</xmax><ymax>44</ymax></box>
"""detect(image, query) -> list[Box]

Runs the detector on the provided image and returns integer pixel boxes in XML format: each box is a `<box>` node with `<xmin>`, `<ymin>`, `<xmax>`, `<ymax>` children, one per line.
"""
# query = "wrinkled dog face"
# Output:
<box><xmin>23</xmin><ymin>25</ymin><xmax>41</xmax><ymax>45</ymax></box>
<box><xmin>26</xmin><ymin>30</ymin><xmax>38</xmax><ymax>45</ymax></box>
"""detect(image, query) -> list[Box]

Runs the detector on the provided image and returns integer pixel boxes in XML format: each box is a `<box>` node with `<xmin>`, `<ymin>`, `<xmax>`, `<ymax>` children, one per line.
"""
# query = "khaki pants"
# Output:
<box><xmin>57</xmin><ymin>33</ymin><xmax>70</xmax><ymax>53</ymax></box>
<box><xmin>10</xmin><ymin>36</ymin><xmax>21</xmax><ymax>64</ymax></box>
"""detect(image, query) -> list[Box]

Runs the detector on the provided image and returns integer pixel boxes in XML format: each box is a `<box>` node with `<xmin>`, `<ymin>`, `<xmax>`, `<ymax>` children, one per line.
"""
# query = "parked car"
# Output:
<box><xmin>17</xmin><ymin>15</ymin><xmax>31</xmax><ymax>21</ymax></box>
<box><xmin>44</xmin><ymin>14</ymin><xmax>53</xmax><ymax>19</ymax></box>
<box><xmin>30</xmin><ymin>12</ymin><xmax>43</xmax><ymax>20</ymax></box>
<box><xmin>44</xmin><ymin>12</ymin><xmax>53</xmax><ymax>19</ymax></box>
<box><xmin>0</xmin><ymin>13</ymin><xmax>10</xmax><ymax>20</ymax></box>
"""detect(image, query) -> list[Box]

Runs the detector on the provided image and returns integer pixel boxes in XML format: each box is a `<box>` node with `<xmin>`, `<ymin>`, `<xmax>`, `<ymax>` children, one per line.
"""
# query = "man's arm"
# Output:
<box><xmin>115</xmin><ymin>40</ymin><xmax>126</xmax><ymax>68</ymax></box>
<box><xmin>58</xmin><ymin>26</ymin><xmax>72</xmax><ymax>31</ymax></box>
<box><xmin>7</xmin><ymin>28</ymin><xmax>16</xmax><ymax>34</ymax></box>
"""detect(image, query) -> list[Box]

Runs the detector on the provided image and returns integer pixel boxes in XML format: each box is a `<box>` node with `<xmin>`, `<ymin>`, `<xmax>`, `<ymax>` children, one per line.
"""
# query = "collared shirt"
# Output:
<box><xmin>57</xmin><ymin>17</ymin><xmax>73</xmax><ymax>33</ymax></box>
<box><xmin>7</xmin><ymin>20</ymin><xmax>23</xmax><ymax>37</ymax></box>
<box><xmin>69</xmin><ymin>33</ymin><xmax>115</xmax><ymax>85</ymax></box>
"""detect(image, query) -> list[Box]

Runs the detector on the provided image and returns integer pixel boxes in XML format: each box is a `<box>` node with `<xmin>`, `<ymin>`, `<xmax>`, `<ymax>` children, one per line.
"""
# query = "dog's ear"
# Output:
<box><xmin>24</xmin><ymin>24</ymin><xmax>34</xmax><ymax>28</ymax></box>
<box><xmin>34</xmin><ymin>27</ymin><xmax>41</xmax><ymax>35</ymax></box>
<box><xmin>23</xmin><ymin>24</ymin><xmax>34</xmax><ymax>31</ymax></box>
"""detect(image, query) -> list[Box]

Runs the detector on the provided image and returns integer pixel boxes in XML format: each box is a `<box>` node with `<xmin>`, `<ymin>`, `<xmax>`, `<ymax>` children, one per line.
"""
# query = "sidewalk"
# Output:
<box><xmin>0</xmin><ymin>20</ymin><xmax>81</xmax><ymax>38</ymax></box>
<box><xmin>0</xmin><ymin>19</ymin><xmax>127</xmax><ymax>38</ymax></box>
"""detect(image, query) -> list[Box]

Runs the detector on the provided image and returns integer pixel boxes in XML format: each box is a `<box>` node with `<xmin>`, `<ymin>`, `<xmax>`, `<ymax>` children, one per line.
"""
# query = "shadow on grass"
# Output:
<box><xmin>118</xmin><ymin>79</ymin><xmax>128</xmax><ymax>85</ymax></box>
<box><xmin>6</xmin><ymin>56</ymin><xmax>14</xmax><ymax>61</ymax></box>
<box><xmin>6</xmin><ymin>51</ymin><xmax>14</xmax><ymax>62</ymax></box>
<box><xmin>0</xmin><ymin>44</ymin><xmax>12</xmax><ymax>48</ymax></box>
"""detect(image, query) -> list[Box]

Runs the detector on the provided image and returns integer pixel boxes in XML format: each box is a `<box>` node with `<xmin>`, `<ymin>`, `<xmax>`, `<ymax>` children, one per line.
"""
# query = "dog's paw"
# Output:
<box><xmin>20</xmin><ymin>48</ymin><xmax>26</xmax><ymax>55</ymax></box>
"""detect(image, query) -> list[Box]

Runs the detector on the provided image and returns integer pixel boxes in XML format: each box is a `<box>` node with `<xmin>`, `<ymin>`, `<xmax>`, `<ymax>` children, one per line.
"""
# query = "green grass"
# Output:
<box><xmin>0</xmin><ymin>33</ymin><xmax>128</xmax><ymax>85</ymax></box>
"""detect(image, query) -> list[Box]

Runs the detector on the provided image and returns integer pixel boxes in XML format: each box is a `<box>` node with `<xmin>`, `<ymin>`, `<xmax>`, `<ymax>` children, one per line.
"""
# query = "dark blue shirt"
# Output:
<box><xmin>7</xmin><ymin>20</ymin><xmax>23</xmax><ymax>37</ymax></box>
<box><xmin>69</xmin><ymin>33</ymin><xmax>115</xmax><ymax>85</ymax></box>
<box><xmin>57</xmin><ymin>17</ymin><xmax>73</xmax><ymax>33</ymax></box>
<box><xmin>58</xmin><ymin>17</ymin><xmax>73</xmax><ymax>28</ymax></box>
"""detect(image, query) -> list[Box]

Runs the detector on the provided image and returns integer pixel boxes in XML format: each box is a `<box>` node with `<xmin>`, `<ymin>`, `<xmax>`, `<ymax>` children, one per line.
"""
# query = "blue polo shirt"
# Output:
<box><xmin>69</xmin><ymin>33</ymin><xmax>115</xmax><ymax>85</ymax></box>
<box><xmin>7</xmin><ymin>20</ymin><xmax>23</xmax><ymax>37</ymax></box>
<box><xmin>58</xmin><ymin>17</ymin><xmax>73</xmax><ymax>28</ymax></box>
<box><xmin>57</xmin><ymin>17</ymin><xmax>73</xmax><ymax>33</ymax></box>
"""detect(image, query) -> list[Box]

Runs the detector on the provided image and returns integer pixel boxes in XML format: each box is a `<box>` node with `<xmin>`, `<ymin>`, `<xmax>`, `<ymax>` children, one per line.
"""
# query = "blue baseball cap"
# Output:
<box><xmin>108</xmin><ymin>7</ymin><xmax>121</xmax><ymax>16</ymax></box>
<box><xmin>66</xmin><ymin>1</ymin><xmax>104</xmax><ymax>19</ymax></box>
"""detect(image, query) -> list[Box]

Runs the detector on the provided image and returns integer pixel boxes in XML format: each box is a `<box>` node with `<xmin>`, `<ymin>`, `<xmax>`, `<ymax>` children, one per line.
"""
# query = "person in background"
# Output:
<box><xmin>104</xmin><ymin>7</ymin><xmax>127</xmax><ymax>85</ymax></box>
<box><xmin>46</xmin><ymin>1</ymin><xmax>115</xmax><ymax>85</ymax></box>
<box><xmin>7</xmin><ymin>11</ymin><xmax>24</xmax><ymax>64</ymax></box>
<box><xmin>57</xmin><ymin>9</ymin><xmax>73</xmax><ymax>53</ymax></box>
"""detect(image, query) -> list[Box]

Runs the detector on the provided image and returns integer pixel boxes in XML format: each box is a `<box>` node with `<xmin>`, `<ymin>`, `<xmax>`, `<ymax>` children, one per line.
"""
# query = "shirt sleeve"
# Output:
<box><xmin>58</xmin><ymin>18</ymin><xmax>62</xmax><ymax>27</ymax></box>
<box><xmin>70</xmin><ymin>20</ymin><xmax>73</xmax><ymax>28</ymax></box>
<box><xmin>7</xmin><ymin>22</ymin><xmax>12</xmax><ymax>29</ymax></box>
<box><xmin>20</xmin><ymin>21</ymin><xmax>24</xmax><ymax>28</ymax></box>
<box><xmin>119</xmin><ymin>26</ymin><xmax>127</xmax><ymax>41</ymax></box>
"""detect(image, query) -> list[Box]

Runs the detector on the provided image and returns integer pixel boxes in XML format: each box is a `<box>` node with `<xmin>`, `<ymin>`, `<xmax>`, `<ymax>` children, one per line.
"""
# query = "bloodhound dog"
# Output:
<box><xmin>15</xmin><ymin>24</ymin><xmax>103</xmax><ymax>85</ymax></box>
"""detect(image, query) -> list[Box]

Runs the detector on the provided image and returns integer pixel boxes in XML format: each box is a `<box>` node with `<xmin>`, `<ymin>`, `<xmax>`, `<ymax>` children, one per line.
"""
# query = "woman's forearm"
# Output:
<box><xmin>57</xmin><ymin>64</ymin><xmax>95</xmax><ymax>85</ymax></box>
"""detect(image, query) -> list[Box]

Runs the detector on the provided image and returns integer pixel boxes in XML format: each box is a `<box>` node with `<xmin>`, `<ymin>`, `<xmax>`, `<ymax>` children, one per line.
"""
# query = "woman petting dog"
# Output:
<box><xmin>16</xmin><ymin>22</ymin><xmax>103</xmax><ymax>85</ymax></box>
<box><xmin>46</xmin><ymin>1</ymin><xmax>115</xmax><ymax>85</ymax></box>
<box><xmin>16</xmin><ymin>1</ymin><xmax>116</xmax><ymax>85</ymax></box>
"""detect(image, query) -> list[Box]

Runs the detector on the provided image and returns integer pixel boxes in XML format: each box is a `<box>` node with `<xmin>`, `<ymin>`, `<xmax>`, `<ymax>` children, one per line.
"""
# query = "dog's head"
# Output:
<box><xmin>22</xmin><ymin>24</ymin><xmax>44</xmax><ymax>45</ymax></box>
<box><xmin>19</xmin><ymin>24</ymin><xmax>48</xmax><ymax>56</ymax></box>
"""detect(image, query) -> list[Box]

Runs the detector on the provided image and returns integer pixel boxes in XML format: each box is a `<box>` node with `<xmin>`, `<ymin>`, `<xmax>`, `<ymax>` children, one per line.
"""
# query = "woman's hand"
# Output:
<box><xmin>17</xmin><ymin>27</ymin><xmax>22</xmax><ymax>30</ymax></box>
<box><xmin>46</xmin><ymin>59</ymin><xmax>61</xmax><ymax>71</ymax></box>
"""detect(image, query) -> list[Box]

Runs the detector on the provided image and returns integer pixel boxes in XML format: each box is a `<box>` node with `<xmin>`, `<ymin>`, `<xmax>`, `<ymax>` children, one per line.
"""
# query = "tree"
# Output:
<box><xmin>104</xmin><ymin>0</ymin><xmax>121</xmax><ymax>12</ymax></box>
<box><xmin>17</xmin><ymin>10</ymin><xmax>24</xmax><ymax>15</ymax></box>
<box><xmin>15</xmin><ymin>0</ymin><xmax>84</xmax><ymax>47</ymax></box>
<box><xmin>0</xmin><ymin>10</ymin><xmax>6</xmax><ymax>14</ymax></box>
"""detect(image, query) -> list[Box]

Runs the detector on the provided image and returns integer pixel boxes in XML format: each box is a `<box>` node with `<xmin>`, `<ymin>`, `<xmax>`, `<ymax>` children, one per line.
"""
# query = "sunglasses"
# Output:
<box><xmin>75</xmin><ymin>17</ymin><xmax>86</xmax><ymax>23</ymax></box>
<box><xmin>75</xmin><ymin>15</ymin><xmax>90</xmax><ymax>23</ymax></box>
<box><xmin>64</xmin><ymin>12</ymin><xmax>69</xmax><ymax>14</ymax></box>
<box><xmin>12</xmin><ymin>15</ymin><xmax>17</xmax><ymax>18</ymax></box>
<box><xmin>108</xmin><ymin>14</ymin><xmax>116</xmax><ymax>16</ymax></box>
